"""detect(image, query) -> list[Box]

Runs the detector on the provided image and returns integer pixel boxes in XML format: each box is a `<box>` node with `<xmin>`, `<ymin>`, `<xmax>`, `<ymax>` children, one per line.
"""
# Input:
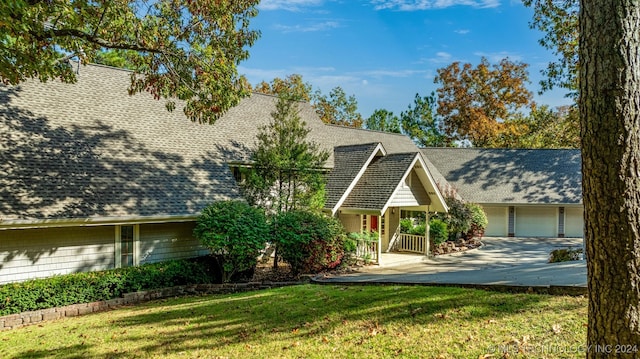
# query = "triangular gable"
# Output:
<box><xmin>383</xmin><ymin>153</ymin><xmax>448</xmax><ymax>215</ymax></box>
<box><xmin>324</xmin><ymin>143</ymin><xmax>386</xmax><ymax>215</ymax></box>
<box><xmin>339</xmin><ymin>152</ymin><xmax>447</xmax><ymax>214</ymax></box>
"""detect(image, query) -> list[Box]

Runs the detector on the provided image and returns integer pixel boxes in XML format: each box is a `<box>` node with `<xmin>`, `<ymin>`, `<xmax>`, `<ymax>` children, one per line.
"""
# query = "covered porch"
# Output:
<box><xmin>338</xmin><ymin>206</ymin><xmax>435</xmax><ymax>265</ymax></box>
<box><xmin>323</xmin><ymin>143</ymin><xmax>448</xmax><ymax>266</ymax></box>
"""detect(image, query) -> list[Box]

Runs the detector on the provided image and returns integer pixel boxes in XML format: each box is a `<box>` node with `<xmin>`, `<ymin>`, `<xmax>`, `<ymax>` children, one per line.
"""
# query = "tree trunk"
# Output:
<box><xmin>580</xmin><ymin>1</ymin><xmax>640</xmax><ymax>357</ymax></box>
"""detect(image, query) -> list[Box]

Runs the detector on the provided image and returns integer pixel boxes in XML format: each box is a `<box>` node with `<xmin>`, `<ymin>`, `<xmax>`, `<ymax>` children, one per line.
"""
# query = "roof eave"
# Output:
<box><xmin>0</xmin><ymin>214</ymin><xmax>199</xmax><ymax>230</ymax></box>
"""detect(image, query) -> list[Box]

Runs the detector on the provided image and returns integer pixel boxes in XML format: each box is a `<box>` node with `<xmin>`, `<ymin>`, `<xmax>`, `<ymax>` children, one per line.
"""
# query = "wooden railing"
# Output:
<box><xmin>355</xmin><ymin>240</ymin><xmax>378</xmax><ymax>264</ymax></box>
<box><xmin>396</xmin><ymin>233</ymin><xmax>428</xmax><ymax>254</ymax></box>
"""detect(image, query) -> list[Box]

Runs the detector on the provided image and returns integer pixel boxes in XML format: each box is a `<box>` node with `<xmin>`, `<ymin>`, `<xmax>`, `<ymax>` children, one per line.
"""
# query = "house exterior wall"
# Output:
<box><xmin>384</xmin><ymin>207</ymin><xmax>401</xmax><ymax>252</ymax></box>
<box><xmin>338</xmin><ymin>213</ymin><xmax>361</xmax><ymax>233</ymax></box>
<box><xmin>0</xmin><ymin>221</ymin><xmax>210</xmax><ymax>284</ymax></box>
<box><xmin>389</xmin><ymin>171</ymin><xmax>431</xmax><ymax>207</ymax></box>
<box><xmin>139</xmin><ymin>222</ymin><xmax>209</xmax><ymax>264</ymax></box>
<box><xmin>0</xmin><ymin>226</ymin><xmax>115</xmax><ymax>284</ymax></box>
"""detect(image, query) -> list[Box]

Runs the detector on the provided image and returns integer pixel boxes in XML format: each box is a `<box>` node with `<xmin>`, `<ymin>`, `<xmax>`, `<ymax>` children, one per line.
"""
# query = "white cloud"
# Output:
<box><xmin>415</xmin><ymin>51</ymin><xmax>455</xmax><ymax>64</ymax></box>
<box><xmin>454</xmin><ymin>29</ymin><xmax>470</xmax><ymax>35</ymax></box>
<box><xmin>274</xmin><ymin>21</ymin><xmax>341</xmax><ymax>33</ymax></box>
<box><xmin>259</xmin><ymin>0</ymin><xmax>324</xmax><ymax>12</ymax></box>
<box><xmin>473</xmin><ymin>51</ymin><xmax>523</xmax><ymax>63</ymax></box>
<box><xmin>371</xmin><ymin>0</ymin><xmax>500</xmax><ymax>11</ymax></box>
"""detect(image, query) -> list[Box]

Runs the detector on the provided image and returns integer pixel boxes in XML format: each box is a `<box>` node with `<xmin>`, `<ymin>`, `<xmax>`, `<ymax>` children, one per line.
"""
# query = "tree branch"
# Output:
<box><xmin>38</xmin><ymin>28</ymin><xmax>175</xmax><ymax>56</ymax></box>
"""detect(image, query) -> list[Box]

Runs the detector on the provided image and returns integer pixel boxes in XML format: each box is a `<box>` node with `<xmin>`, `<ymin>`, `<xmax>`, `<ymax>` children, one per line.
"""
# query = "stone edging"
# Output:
<box><xmin>0</xmin><ymin>280</ymin><xmax>307</xmax><ymax>331</ymax></box>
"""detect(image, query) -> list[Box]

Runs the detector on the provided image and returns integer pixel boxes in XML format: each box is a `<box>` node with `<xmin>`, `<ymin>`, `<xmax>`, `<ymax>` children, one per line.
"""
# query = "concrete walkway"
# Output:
<box><xmin>316</xmin><ymin>237</ymin><xmax>587</xmax><ymax>288</ymax></box>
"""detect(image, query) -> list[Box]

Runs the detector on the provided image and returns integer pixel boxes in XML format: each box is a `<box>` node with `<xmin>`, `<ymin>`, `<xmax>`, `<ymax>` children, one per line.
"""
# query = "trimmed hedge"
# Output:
<box><xmin>0</xmin><ymin>257</ymin><xmax>217</xmax><ymax>316</ymax></box>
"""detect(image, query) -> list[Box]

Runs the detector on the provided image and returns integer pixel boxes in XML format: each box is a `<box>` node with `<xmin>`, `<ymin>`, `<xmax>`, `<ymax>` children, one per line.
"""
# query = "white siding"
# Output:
<box><xmin>389</xmin><ymin>171</ymin><xmax>430</xmax><ymax>207</ymax></box>
<box><xmin>516</xmin><ymin>207</ymin><xmax>557</xmax><ymax>237</ymax></box>
<box><xmin>565</xmin><ymin>207</ymin><xmax>584</xmax><ymax>238</ymax></box>
<box><xmin>483</xmin><ymin>206</ymin><xmax>508</xmax><ymax>237</ymax></box>
<box><xmin>139</xmin><ymin>222</ymin><xmax>209</xmax><ymax>265</ymax></box>
<box><xmin>0</xmin><ymin>226</ymin><xmax>115</xmax><ymax>284</ymax></box>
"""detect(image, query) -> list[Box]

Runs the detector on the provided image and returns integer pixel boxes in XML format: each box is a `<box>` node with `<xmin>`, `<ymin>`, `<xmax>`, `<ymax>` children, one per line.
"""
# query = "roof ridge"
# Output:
<box><xmin>422</xmin><ymin>147</ymin><xmax>580</xmax><ymax>151</ymax></box>
<box><xmin>324</xmin><ymin>123</ymin><xmax>412</xmax><ymax>138</ymax></box>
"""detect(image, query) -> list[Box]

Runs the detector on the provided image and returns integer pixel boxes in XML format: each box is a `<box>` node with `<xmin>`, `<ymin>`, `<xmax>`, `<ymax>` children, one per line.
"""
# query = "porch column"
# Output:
<box><xmin>425</xmin><ymin>211</ymin><xmax>430</xmax><ymax>256</ymax></box>
<box><xmin>377</xmin><ymin>221</ymin><xmax>382</xmax><ymax>265</ymax></box>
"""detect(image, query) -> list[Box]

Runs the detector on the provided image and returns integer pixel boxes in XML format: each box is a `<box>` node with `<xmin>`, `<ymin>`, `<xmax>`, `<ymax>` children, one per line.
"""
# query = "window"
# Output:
<box><xmin>116</xmin><ymin>225</ymin><xmax>139</xmax><ymax>268</ymax></box>
<box><xmin>121</xmin><ymin>225</ymin><xmax>134</xmax><ymax>267</ymax></box>
<box><xmin>361</xmin><ymin>214</ymin><xmax>367</xmax><ymax>232</ymax></box>
<box><xmin>230</xmin><ymin>166</ymin><xmax>246</xmax><ymax>183</ymax></box>
<box><xmin>381</xmin><ymin>215</ymin><xmax>386</xmax><ymax>236</ymax></box>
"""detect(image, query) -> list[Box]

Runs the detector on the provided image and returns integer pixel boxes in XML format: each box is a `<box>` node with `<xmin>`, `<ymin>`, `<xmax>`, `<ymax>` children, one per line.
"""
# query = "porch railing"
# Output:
<box><xmin>396</xmin><ymin>233</ymin><xmax>428</xmax><ymax>254</ymax></box>
<box><xmin>355</xmin><ymin>239</ymin><xmax>378</xmax><ymax>264</ymax></box>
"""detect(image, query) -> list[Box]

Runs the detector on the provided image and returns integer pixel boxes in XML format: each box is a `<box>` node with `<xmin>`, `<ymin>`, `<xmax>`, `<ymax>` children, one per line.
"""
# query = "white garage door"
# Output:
<box><xmin>565</xmin><ymin>207</ymin><xmax>584</xmax><ymax>237</ymax></box>
<box><xmin>483</xmin><ymin>206</ymin><xmax>508</xmax><ymax>237</ymax></box>
<box><xmin>516</xmin><ymin>207</ymin><xmax>557</xmax><ymax>237</ymax></box>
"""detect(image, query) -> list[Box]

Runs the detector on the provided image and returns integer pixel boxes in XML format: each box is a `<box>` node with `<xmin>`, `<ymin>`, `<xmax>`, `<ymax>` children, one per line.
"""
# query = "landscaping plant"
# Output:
<box><xmin>428</xmin><ymin>219</ymin><xmax>449</xmax><ymax>246</ymax></box>
<box><xmin>194</xmin><ymin>200</ymin><xmax>269</xmax><ymax>282</ymax></box>
<box><xmin>272</xmin><ymin>210</ymin><xmax>346</xmax><ymax>275</ymax></box>
<box><xmin>0</xmin><ymin>257</ymin><xmax>217</xmax><ymax>316</ymax></box>
<box><xmin>466</xmin><ymin>203</ymin><xmax>488</xmax><ymax>239</ymax></box>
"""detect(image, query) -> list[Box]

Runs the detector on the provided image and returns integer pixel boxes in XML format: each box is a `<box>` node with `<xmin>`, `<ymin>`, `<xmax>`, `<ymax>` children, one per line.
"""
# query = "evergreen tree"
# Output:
<box><xmin>241</xmin><ymin>94</ymin><xmax>329</xmax><ymax>214</ymax></box>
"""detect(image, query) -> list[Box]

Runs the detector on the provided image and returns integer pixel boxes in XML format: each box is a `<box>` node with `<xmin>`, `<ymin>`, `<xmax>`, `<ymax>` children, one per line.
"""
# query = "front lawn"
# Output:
<box><xmin>0</xmin><ymin>284</ymin><xmax>587</xmax><ymax>358</ymax></box>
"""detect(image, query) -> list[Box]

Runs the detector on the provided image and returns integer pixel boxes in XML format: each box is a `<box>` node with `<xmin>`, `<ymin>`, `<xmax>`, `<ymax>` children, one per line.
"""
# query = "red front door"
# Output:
<box><xmin>370</xmin><ymin>215</ymin><xmax>378</xmax><ymax>232</ymax></box>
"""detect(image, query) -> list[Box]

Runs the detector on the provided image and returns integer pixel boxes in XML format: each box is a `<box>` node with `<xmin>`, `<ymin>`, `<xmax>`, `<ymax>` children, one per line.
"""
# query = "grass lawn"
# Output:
<box><xmin>0</xmin><ymin>284</ymin><xmax>586</xmax><ymax>358</ymax></box>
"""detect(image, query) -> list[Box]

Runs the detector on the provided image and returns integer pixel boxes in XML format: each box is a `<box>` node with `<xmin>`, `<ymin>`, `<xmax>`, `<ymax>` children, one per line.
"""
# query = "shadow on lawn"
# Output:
<box><xmin>39</xmin><ymin>285</ymin><xmax>581</xmax><ymax>357</ymax></box>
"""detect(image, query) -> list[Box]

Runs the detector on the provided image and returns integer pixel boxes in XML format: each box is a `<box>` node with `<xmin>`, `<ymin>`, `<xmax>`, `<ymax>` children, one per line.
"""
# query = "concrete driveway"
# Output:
<box><xmin>315</xmin><ymin>237</ymin><xmax>587</xmax><ymax>288</ymax></box>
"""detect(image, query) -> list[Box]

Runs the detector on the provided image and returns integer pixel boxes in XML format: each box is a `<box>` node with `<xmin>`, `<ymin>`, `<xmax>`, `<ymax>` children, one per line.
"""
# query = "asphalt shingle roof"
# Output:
<box><xmin>0</xmin><ymin>63</ymin><xmax>423</xmax><ymax>222</ymax></box>
<box><xmin>421</xmin><ymin>148</ymin><xmax>582</xmax><ymax>205</ymax></box>
<box><xmin>324</xmin><ymin>143</ymin><xmax>382</xmax><ymax>210</ymax></box>
<box><xmin>341</xmin><ymin>153</ymin><xmax>418</xmax><ymax>210</ymax></box>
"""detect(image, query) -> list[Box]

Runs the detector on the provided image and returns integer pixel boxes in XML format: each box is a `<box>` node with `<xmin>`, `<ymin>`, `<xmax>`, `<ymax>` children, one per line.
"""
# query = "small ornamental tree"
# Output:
<box><xmin>271</xmin><ymin>211</ymin><xmax>346</xmax><ymax>275</ymax></box>
<box><xmin>193</xmin><ymin>201</ymin><xmax>268</xmax><ymax>283</ymax></box>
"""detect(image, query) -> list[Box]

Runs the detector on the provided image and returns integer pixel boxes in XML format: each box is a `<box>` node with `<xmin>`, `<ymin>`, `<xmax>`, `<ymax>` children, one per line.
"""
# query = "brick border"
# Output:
<box><xmin>0</xmin><ymin>281</ymin><xmax>305</xmax><ymax>331</ymax></box>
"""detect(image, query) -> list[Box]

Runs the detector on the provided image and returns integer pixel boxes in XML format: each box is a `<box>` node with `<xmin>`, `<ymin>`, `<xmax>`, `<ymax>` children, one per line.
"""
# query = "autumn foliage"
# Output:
<box><xmin>435</xmin><ymin>57</ymin><xmax>533</xmax><ymax>147</ymax></box>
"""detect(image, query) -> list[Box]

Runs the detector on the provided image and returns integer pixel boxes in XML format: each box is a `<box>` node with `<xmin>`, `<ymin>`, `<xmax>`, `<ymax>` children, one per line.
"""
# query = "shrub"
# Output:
<box><xmin>434</xmin><ymin>196</ymin><xmax>473</xmax><ymax>240</ymax></box>
<box><xmin>272</xmin><ymin>211</ymin><xmax>346</xmax><ymax>275</ymax></box>
<box><xmin>410</xmin><ymin>224</ymin><xmax>426</xmax><ymax>236</ymax></box>
<box><xmin>400</xmin><ymin>218</ymin><xmax>413</xmax><ymax>233</ymax></box>
<box><xmin>549</xmin><ymin>248</ymin><xmax>583</xmax><ymax>263</ymax></box>
<box><xmin>0</xmin><ymin>257</ymin><xmax>217</xmax><ymax>316</ymax></box>
<box><xmin>465</xmin><ymin>203</ymin><xmax>488</xmax><ymax>239</ymax></box>
<box><xmin>429</xmin><ymin>219</ymin><xmax>448</xmax><ymax>246</ymax></box>
<box><xmin>193</xmin><ymin>200</ymin><xmax>269</xmax><ymax>282</ymax></box>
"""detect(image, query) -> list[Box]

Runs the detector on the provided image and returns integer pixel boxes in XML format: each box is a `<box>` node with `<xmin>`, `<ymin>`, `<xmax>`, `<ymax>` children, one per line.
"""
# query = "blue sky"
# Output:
<box><xmin>239</xmin><ymin>0</ymin><xmax>572</xmax><ymax>118</ymax></box>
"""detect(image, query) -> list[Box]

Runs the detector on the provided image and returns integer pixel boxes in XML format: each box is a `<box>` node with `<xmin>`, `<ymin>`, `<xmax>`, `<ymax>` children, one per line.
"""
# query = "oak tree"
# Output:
<box><xmin>434</xmin><ymin>57</ymin><xmax>533</xmax><ymax>147</ymax></box>
<box><xmin>494</xmin><ymin>105</ymin><xmax>580</xmax><ymax>148</ymax></box>
<box><xmin>254</xmin><ymin>74</ymin><xmax>313</xmax><ymax>102</ymax></box>
<box><xmin>523</xmin><ymin>0</ymin><xmax>579</xmax><ymax>97</ymax></box>
<box><xmin>0</xmin><ymin>0</ymin><xmax>260</xmax><ymax>124</ymax></box>
<box><xmin>580</xmin><ymin>1</ymin><xmax>640</xmax><ymax>355</ymax></box>
<box><xmin>313</xmin><ymin>86</ymin><xmax>363</xmax><ymax>128</ymax></box>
